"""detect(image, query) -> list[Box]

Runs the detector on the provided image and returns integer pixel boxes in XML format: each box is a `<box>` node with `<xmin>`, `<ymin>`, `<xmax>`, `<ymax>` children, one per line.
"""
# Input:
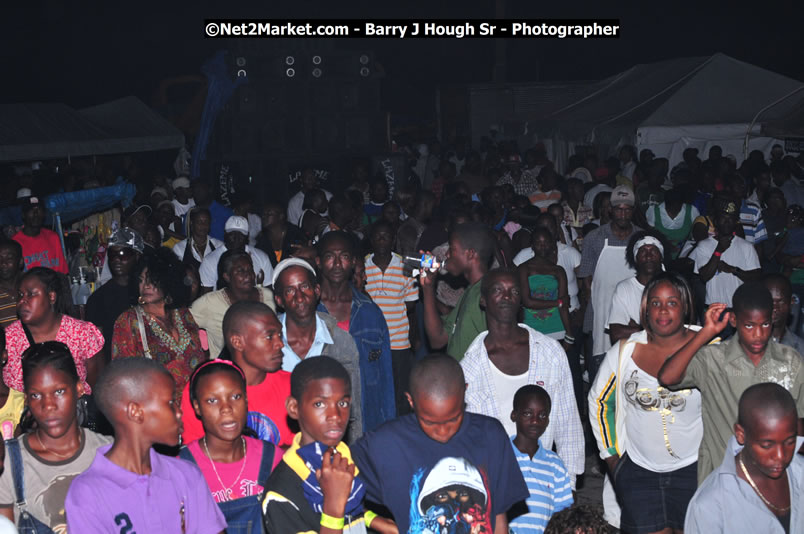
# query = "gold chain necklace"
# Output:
<box><xmin>36</xmin><ymin>429</ymin><xmax>80</xmax><ymax>459</ymax></box>
<box><xmin>202</xmin><ymin>436</ymin><xmax>247</xmax><ymax>501</ymax></box>
<box><xmin>739</xmin><ymin>452</ymin><xmax>790</xmax><ymax>514</ymax></box>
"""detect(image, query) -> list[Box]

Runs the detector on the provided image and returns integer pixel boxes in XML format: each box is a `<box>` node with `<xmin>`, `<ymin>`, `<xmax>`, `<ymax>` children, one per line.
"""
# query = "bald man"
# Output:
<box><xmin>352</xmin><ymin>354</ymin><xmax>528</xmax><ymax>534</ymax></box>
<box><xmin>685</xmin><ymin>383</ymin><xmax>804</xmax><ymax>533</ymax></box>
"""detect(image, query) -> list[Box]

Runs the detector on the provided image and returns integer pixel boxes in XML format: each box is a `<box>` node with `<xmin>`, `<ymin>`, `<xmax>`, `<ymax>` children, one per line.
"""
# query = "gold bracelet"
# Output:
<box><xmin>320</xmin><ymin>513</ymin><xmax>346</xmax><ymax>530</ymax></box>
<box><xmin>364</xmin><ymin>510</ymin><xmax>377</xmax><ymax>528</ymax></box>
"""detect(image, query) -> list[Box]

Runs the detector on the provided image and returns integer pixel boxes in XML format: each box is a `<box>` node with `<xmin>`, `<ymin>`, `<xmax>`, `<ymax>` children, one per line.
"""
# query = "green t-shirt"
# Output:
<box><xmin>443</xmin><ymin>280</ymin><xmax>487</xmax><ymax>361</ymax></box>
<box><xmin>677</xmin><ymin>336</ymin><xmax>804</xmax><ymax>484</ymax></box>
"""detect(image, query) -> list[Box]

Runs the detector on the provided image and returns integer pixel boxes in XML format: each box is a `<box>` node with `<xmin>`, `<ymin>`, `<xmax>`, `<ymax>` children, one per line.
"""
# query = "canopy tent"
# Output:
<box><xmin>537</xmin><ymin>53</ymin><xmax>804</xmax><ymax>171</ymax></box>
<box><xmin>0</xmin><ymin>96</ymin><xmax>185</xmax><ymax>162</ymax></box>
<box><xmin>762</xmin><ymin>97</ymin><xmax>804</xmax><ymax>139</ymax></box>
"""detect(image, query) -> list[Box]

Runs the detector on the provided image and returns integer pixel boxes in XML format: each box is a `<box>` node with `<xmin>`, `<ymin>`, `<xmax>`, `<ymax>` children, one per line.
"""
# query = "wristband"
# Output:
<box><xmin>713</xmin><ymin>251</ymin><xmax>722</xmax><ymax>257</ymax></box>
<box><xmin>557</xmin><ymin>298</ymin><xmax>563</xmax><ymax>307</ymax></box>
<box><xmin>321</xmin><ymin>513</ymin><xmax>345</xmax><ymax>530</ymax></box>
<box><xmin>364</xmin><ymin>510</ymin><xmax>378</xmax><ymax>528</ymax></box>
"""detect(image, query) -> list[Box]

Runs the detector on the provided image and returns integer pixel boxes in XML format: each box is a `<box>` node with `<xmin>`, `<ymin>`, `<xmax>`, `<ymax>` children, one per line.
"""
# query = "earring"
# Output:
<box><xmin>138</xmin><ymin>296</ymin><xmax>146</xmax><ymax>305</ymax></box>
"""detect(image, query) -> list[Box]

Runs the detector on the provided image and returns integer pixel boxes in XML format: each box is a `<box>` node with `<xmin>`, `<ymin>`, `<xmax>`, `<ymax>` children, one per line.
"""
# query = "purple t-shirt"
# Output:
<box><xmin>65</xmin><ymin>444</ymin><xmax>227</xmax><ymax>534</ymax></box>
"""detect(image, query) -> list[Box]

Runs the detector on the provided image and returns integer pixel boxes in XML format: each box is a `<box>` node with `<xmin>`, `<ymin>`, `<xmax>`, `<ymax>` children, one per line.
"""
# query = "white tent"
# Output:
<box><xmin>539</xmin><ymin>53</ymin><xmax>804</xmax><ymax>170</ymax></box>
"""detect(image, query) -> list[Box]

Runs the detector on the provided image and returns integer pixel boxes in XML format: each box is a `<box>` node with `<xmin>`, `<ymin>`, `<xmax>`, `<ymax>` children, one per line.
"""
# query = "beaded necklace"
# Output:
<box><xmin>145</xmin><ymin>309</ymin><xmax>192</xmax><ymax>353</ymax></box>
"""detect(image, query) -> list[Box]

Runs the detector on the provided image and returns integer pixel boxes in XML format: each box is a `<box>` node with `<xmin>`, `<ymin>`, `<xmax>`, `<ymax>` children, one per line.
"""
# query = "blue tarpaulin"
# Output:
<box><xmin>0</xmin><ymin>181</ymin><xmax>136</xmax><ymax>227</ymax></box>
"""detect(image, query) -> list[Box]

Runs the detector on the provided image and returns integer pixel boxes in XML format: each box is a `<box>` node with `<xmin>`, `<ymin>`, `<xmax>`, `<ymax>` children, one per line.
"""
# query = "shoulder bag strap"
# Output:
<box><xmin>177</xmin><ymin>445</ymin><xmax>198</xmax><ymax>466</ymax></box>
<box><xmin>182</xmin><ymin>237</ymin><xmax>195</xmax><ymax>265</ymax></box>
<box><xmin>20</xmin><ymin>323</ymin><xmax>36</xmax><ymax>347</ymax></box>
<box><xmin>134</xmin><ymin>306</ymin><xmax>152</xmax><ymax>359</ymax></box>
<box><xmin>256</xmin><ymin>439</ymin><xmax>276</xmax><ymax>486</ymax></box>
<box><xmin>5</xmin><ymin>438</ymin><xmax>26</xmax><ymax>508</ymax></box>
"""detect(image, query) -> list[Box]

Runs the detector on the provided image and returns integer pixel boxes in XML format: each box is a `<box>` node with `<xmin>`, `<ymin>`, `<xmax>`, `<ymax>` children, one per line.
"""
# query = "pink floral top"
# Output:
<box><xmin>3</xmin><ymin>316</ymin><xmax>104</xmax><ymax>393</ymax></box>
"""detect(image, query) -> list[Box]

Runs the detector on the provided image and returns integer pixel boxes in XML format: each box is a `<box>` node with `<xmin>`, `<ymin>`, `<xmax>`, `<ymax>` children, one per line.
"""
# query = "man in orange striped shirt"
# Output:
<box><xmin>365</xmin><ymin>220</ymin><xmax>418</xmax><ymax>415</ymax></box>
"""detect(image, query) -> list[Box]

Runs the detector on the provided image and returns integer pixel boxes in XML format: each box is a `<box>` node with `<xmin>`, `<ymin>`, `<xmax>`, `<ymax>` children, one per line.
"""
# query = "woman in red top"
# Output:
<box><xmin>111</xmin><ymin>248</ymin><xmax>208</xmax><ymax>396</ymax></box>
<box><xmin>3</xmin><ymin>267</ymin><xmax>104</xmax><ymax>393</ymax></box>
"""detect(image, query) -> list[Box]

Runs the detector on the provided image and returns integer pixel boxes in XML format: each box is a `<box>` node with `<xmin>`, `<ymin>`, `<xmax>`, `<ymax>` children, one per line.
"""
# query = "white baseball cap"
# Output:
<box><xmin>224</xmin><ymin>216</ymin><xmax>249</xmax><ymax>236</ymax></box>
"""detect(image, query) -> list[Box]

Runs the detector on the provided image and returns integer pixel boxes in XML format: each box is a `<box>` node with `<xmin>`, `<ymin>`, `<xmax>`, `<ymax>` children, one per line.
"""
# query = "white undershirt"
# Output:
<box><xmin>489</xmin><ymin>362</ymin><xmax>529</xmax><ymax>437</ymax></box>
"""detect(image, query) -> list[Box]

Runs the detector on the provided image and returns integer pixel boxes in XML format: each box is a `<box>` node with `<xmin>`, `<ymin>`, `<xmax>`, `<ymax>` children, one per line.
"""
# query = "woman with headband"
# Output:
<box><xmin>607</xmin><ymin>230</ymin><xmax>667</xmax><ymax>345</ymax></box>
<box><xmin>589</xmin><ymin>272</ymin><xmax>703</xmax><ymax>534</ymax></box>
<box><xmin>180</xmin><ymin>359</ymin><xmax>278</xmax><ymax>532</ymax></box>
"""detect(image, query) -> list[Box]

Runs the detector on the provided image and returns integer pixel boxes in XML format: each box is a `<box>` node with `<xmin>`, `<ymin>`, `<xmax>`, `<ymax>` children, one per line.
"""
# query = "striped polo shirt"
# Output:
<box><xmin>509</xmin><ymin>437</ymin><xmax>573</xmax><ymax>533</ymax></box>
<box><xmin>364</xmin><ymin>253</ymin><xmax>418</xmax><ymax>350</ymax></box>
<box><xmin>0</xmin><ymin>292</ymin><xmax>17</xmax><ymax>328</ymax></box>
<box><xmin>739</xmin><ymin>198</ymin><xmax>768</xmax><ymax>244</ymax></box>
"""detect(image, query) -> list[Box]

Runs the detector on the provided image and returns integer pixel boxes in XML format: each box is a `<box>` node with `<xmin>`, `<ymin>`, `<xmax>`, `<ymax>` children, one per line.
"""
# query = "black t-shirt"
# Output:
<box><xmin>85</xmin><ymin>281</ymin><xmax>131</xmax><ymax>357</ymax></box>
<box><xmin>352</xmin><ymin>412</ymin><xmax>528</xmax><ymax>534</ymax></box>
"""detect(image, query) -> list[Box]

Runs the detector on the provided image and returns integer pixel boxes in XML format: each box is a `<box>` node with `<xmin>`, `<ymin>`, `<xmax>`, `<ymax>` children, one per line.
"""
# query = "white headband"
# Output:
<box><xmin>633</xmin><ymin>236</ymin><xmax>664</xmax><ymax>259</ymax></box>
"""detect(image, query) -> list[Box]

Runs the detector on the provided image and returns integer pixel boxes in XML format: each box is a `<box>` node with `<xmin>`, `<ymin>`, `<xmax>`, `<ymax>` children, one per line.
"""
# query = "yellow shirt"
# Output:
<box><xmin>0</xmin><ymin>389</ymin><xmax>25</xmax><ymax>439</ymax></box>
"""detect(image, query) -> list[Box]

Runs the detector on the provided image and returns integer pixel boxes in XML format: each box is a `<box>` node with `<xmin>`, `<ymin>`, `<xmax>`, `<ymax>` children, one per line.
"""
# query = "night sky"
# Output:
<box><xmin>3</xmin><ymin>2</ymin><xmax>803</xmax><ymax>116</ymax></box>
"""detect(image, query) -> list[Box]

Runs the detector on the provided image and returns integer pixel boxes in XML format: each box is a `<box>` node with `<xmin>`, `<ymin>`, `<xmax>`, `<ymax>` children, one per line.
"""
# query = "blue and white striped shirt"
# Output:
<box><xmin>509</xmin><ymin>438</ymin><xmax>573</xmax><ymax>533</ymax></box>
<box><xmin>740</xmin><ymin>198</ymin><xmax>768</xmax><ymax>244</ymax></box>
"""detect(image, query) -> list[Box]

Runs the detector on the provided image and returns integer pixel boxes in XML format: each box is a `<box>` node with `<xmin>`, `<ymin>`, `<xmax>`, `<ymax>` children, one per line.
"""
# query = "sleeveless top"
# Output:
<box><xmin>653</xmin><ymin>204</ymin><xmax>693</xmax><ymax>258</ymax></box>
<box><xmin>523</xmin><ymin>274</ymin><xmax>564</xmax><ymax>339</ymax></box>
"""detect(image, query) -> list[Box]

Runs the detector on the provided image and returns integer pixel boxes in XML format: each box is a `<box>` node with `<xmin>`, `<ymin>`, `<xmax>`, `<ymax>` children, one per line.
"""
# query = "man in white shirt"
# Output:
<box><xmin>688</xmin><ymin>200</ymin><xmax>761</xmax><ymax>307</ymax></box>
<box><xmin>172</xmin><ymin>207</ymin><xmax>223</xmax><ymax>268</ymax></box>
<box><xmin>198</xmin><ymin>216</ymin><xmax>274</xmax><ymax>292</ymax></box>
<box><xmin>607</xmin><ymin>231</ymin><xmax>665</xmax><ymax>345</ymax></box>
<box><xmin>232</xmin><ymin>194</ymin><xmax>262</xmax><ymax>248</ymax></box>
<box><xmin>287</xmin><ymin>167</ymin><xmax>332</xmax><ymax>227</ymax></box>
<box><xmin>461</xmin><ymin>268</ymin><xmax>584</xmax><ymax>488</ymax></box>
<box><xmin>170</xmin><ymin>177</ymin><xmax>195</xmax><ymax>217</ymax></box>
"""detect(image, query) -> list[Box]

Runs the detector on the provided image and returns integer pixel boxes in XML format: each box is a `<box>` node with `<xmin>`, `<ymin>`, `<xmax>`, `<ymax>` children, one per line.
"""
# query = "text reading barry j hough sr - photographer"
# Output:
<box><xmin>203</xmin><ymin>19</ymin><xmax>621</xmax><ymax>39</ymax></box>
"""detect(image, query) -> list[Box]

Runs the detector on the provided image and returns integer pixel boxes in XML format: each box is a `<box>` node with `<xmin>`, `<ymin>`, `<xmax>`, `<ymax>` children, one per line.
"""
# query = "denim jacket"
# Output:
<box><xmin>318</xmin><ymin>287</ymin><xmax>396</xmax><ymax>433</ymax></box>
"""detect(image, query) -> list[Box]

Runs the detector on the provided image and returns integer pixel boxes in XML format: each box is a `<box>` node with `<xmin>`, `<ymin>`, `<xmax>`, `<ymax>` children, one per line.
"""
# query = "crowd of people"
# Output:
<box><xmin>0</xmin><ymin>139</ymin><xmax>801</xmax><ymax>533</ymax></box>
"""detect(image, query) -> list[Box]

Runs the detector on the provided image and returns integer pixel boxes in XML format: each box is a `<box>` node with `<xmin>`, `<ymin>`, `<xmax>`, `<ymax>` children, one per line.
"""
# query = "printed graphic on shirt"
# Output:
<box><xmin>211</xmin><ymin>478</ymin><xmax>264</xmax><ymax>503</ymax></box>
<box><xmin>764</xmin><ymin>356</ymin><xmax>801</xmax><ymax>391</ymax></box>
<box><xmin>24</xmin><ymin>251</ymin><xmax>60</xmax><ymax>270</ymax></box>
<box><xmin>623</xmin><ymin>369</ymin><xmax>695</xmax><ymax>460</ymax></box>
<box><xmin>248</xmin><ymin>411</ymin><xmax>281</xmax><ymax>445</ymax></box>
<box><xmin>38</xmin><ymin>473</ymin><xmax>78</xmax><ymax>532</ymax></box>
<box><xmin>1</xmin><ymin>421</ymin><xmax>13</xmax><ymax>440</ymax></box>
<box><xmin>408</xmin><ymin>457</ymin><xmax>492</xmax><ymax>534</ymax></box>
<box><xmin>623</xmin><ymin>370</ymin><xmax>693</xmax><ymax>413</ymax></box>
<box><xmin>114</xmin><ymin>512</ymin><xmax>135</xmax><ymax>534</ymax></box>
